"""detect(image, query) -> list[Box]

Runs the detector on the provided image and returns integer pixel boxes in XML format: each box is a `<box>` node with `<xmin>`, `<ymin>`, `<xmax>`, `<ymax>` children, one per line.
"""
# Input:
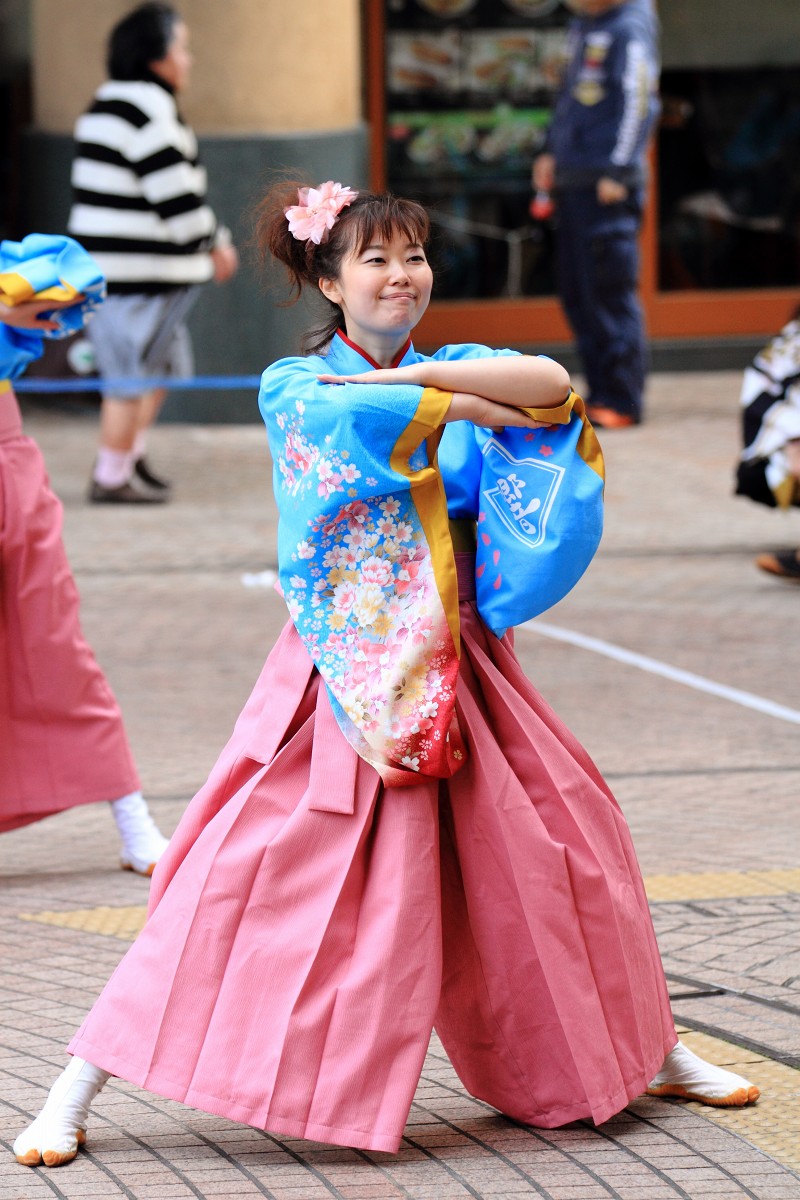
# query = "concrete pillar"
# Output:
<box><xmin>25</xmin><ymin>0</ymin><xmax>368</xmax><ymax>420</ymax></box>
<box><xmin>31</xmin><ymin>0</ymin><xmax>361</xmax><ymax>134</ymax></box>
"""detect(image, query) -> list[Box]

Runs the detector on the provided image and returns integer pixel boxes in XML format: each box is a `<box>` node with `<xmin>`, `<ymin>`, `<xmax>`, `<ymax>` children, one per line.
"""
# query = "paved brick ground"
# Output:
<box><xmin>2</xmin><ymin>372</ymin><xmax>800</xmax><ymax>1198</ymax></box>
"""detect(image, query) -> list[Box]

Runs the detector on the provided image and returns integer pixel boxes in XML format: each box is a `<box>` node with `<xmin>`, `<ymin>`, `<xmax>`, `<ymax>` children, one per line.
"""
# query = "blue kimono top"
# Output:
<box><xmin>259</xmin><ymin>331</ymin><xmax>603</xmax><ymax>788</ymax></box>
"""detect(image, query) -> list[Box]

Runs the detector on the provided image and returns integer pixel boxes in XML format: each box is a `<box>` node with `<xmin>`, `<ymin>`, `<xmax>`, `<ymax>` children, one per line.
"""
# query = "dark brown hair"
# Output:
<box><xmin>254</xmin><ymin>181</ymin><xmax>431</xmax><ymax>355</ymax></box>
<box><xmin>108</xmin><ymin>3</ymin><xmax>179</xmax><ymax>81</ymax></box>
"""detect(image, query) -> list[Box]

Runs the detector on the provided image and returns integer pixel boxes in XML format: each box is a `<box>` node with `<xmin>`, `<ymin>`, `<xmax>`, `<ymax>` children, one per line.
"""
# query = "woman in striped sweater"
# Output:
<box><xmin>68</xmin><ymin>2</ymin><xmax>238</xmax><ymax>503</ymax></box>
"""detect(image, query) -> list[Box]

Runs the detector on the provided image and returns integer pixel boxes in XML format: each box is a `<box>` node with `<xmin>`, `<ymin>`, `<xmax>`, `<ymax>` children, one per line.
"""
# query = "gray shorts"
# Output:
<box><xmin>86</xmin><ymin>291</ymin><xmax>195</xmax><ymax>400</ymax></box>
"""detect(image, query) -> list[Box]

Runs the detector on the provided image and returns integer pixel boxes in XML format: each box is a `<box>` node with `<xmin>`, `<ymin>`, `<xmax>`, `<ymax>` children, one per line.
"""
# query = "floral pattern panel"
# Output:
<box><xmin>261</xmin><ymin>345</ymin><xmax>464</xmax><ymax>784</ymax></box>
<box><xmin>287</xmin><ymin>493</ymin><xmax>461</xmax><ymax>776</ymax></box>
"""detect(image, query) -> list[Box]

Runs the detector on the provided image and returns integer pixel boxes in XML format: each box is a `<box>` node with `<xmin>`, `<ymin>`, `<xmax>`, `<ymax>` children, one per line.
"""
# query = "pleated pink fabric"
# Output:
<box><xmin>68</xmin><ymin>556</ymin><xmax>675</xmax><ymax>1152</ymax></box>
<box><xmin>0</xmin><ymin>390</ymin><xmax>139</xmax><ymax>832</ymax></box>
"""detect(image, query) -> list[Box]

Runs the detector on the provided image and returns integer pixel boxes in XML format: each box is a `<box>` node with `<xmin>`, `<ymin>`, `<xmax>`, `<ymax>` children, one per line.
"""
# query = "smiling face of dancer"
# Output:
<box><xmin>318</xmin><ymin>232</ymin><xmax>433</xmax><ymax>367</ymax></box>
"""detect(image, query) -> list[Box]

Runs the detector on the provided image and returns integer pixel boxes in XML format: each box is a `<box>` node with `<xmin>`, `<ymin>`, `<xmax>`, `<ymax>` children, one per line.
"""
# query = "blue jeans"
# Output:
<box><xmin>555</xmin><ymin>187</ymin><xmax>647</xmax><ymax>420</ymax></box>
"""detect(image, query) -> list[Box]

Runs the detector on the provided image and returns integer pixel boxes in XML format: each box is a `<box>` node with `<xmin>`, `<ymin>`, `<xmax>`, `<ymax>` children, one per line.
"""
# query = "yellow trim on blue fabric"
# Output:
<box><xmin>774</xmin><ymin>477</ymin><xmax>796</xmax><ymax>509</ymax></box>
<box><xmin>390</xmin><ymin>386</ymin><xmax>461</xmax><ymax>653</ymax></box>
<box><xmin>0</xmin><ymin>379</ymin><xmax>11</xmax><ymax>394</ymax></box>
<box><xmin>0</xmin><ymin>271</ymin><xmax>80</xmax><ymax>307</ymax></box>
<box><xmin>523</xmin><ymin>389</ymin><xmax>605</xmax><ymax>483</ymax></box>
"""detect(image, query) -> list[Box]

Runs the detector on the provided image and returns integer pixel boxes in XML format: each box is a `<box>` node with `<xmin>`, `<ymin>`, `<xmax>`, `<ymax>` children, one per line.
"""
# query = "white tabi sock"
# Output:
<box><xmin>110</xmin><ymin>790</ymin><xmax>169</xmax><ymax>876</ymax></box>
<box><xmin>647</xmin><ymin>1040</ymin><xmax>760</xmax><ymax>1107</ymax></box>
<box><xmin>14</xmin><ymin>1057</ymin><xmax>110</xmax><ymax>1167</ymax></box>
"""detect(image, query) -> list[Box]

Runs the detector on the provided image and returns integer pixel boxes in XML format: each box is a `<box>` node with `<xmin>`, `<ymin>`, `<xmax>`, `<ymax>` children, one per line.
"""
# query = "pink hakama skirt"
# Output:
<box><xmin>0</xmin><ymin>390</ymin><xmax>139</xmax><ymax>832</ymax></box>
<box><xmin>68</xmin><ymin>556</ymin><xmax>675</xmax><ymax>1153</ymax></box>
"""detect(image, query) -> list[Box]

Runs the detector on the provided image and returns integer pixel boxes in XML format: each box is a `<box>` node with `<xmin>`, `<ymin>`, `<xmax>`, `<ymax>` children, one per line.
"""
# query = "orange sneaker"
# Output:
<box><xmin>755</xmin><ymin>550</ymin><xmax>800</xmax><ymax>581</ymax></box>
<box><xmin>585</xmin><ymin>404</ymin><xmax>639</xmax><ymax>429</ymax></box>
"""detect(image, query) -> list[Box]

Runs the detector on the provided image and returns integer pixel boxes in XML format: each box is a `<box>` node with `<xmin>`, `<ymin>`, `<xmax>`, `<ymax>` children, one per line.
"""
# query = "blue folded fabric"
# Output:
<box><xmin>0</xmin><ymin>234</ymin><xmax>105</xmax><ymax>380</ymax></box>
<box><xmin>473</xmin><ymin>394</ymin><xmax>605</xmax><ymax>637</ymax></box>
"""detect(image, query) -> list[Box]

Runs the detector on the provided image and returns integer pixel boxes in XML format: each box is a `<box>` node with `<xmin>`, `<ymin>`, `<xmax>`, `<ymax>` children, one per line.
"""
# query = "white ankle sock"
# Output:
<box><xmin>94</xmin><ymin>447</ymin><xmax>134</xmax><ymax>489</ymax></box>
<box><xmin>648</xmin><ymin>1040</ymin><xmax>759</xmax><ymax>1106</ymax></box>
<box><xmin>110</xmin><ymin>791</ymin><xmax>169</xmax><ymax>875</ymax></box>
<box><xmin>14</xmin><ymin>1057</ymin><xmax>110</xmax><ymax>1167</ymax></box>
<box><xmin>133</xmin><ymin>432</ymin><xmax>147</xmax><ymax>460</ymax></box>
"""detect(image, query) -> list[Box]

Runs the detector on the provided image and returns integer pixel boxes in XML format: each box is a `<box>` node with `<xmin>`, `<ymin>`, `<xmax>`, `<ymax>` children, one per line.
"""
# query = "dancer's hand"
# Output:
<box><xmin>446</xmin><ymin>392</ymin><xmax>554</xmax><ymax>431</ymax></box>
<box><xmin>320</xmin><ymin>353</ymin><xmax>570</xmax><ymax>412</ymax></box>
<box><xmin>0</xmin><ymin>295</ymin><xmax>84</xmax><ymax>332</ymax></box>
<box><xmin>318</xmin><ymin>366</ymin><xmax>421</xmax><ymax>386</ymax></box>
<box><xmin>317</xmin><ymin>372</ymin><xmax>552</xmax><ymax>430</ymax></box>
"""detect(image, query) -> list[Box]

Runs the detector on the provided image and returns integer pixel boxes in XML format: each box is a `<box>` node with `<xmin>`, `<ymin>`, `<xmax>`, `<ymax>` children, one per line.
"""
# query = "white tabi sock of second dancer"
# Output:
<box><xmin>110</xmin><ymin>790</ymin><xmax>169</xmax><ymax>876</ymax></box>
<box><xmin>13</xmin><ymin>1057</ymin><xmax>111</xmax><ymax>1167</ymax></box>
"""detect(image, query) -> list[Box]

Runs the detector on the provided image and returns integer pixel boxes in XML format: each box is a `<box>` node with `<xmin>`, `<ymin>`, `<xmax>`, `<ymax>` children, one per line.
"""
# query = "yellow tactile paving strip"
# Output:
<box><xmin>18</xmin><ymin>904</ymin><xmax>147</xmax><ymax>940</ymax></box>
<box><xmin>644</xmin><ymin>867</ymin><xmax>800</xmax><ymax>902</ymax></box>
<box><xmin>18</xmin><ymin>868</ymin><xmax>800</xmax><ymax>941</ymax></box>
<box><xmin>16</xmin><ymin>872</ymin><xmax>800</xmax><ymax>1183</ymax></box>
<box><xmin>675</xmin><ymin>1027</ymin><xmax>800</xmax><ymax>1178</ymax></box>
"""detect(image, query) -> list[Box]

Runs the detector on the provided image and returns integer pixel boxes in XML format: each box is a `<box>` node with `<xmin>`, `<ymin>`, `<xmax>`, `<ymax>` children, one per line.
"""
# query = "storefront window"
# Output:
<box><xmin>385</xmin><ymin>0</ymin><xmax>569</xmax><ymax>300</ymax></box>
<box><xmin>658</xmin><ymin>0</ymin><xmax>800</xmax><ymax>291</ymax></box>
<box><xmin>382</xmin><ymin>0</ymin><xmax>800</xmax><ymax>304</ymax></box>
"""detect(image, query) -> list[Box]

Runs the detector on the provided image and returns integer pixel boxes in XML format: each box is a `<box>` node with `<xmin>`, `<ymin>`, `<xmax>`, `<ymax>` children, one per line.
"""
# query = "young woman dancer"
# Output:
<box><xmin>14</xmin><ymin>184</ymin><xmax>758</xmax><ymax>1169</ymax></box>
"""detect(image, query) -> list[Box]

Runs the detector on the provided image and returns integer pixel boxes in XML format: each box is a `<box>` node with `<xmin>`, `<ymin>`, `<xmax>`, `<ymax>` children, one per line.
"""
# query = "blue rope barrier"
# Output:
<box><xmin>14</xmin><ymin>374</ymin><xmax>263</xmax><ymax>394</ymax></box>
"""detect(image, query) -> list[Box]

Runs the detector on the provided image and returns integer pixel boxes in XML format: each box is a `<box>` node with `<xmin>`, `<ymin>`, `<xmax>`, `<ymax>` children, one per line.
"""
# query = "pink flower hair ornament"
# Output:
<box><xmin>285</xmin><ymin>181</ymin><xmax>359</xmax><ymax>246</ymax></box>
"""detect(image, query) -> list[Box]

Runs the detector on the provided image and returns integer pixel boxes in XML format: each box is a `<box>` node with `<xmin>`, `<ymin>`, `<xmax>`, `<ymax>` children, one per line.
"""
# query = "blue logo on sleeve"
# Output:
<box><xmin>481</xmin><ymin>437</ymin><xmax>564</xmax><ymax>547</ymax></box>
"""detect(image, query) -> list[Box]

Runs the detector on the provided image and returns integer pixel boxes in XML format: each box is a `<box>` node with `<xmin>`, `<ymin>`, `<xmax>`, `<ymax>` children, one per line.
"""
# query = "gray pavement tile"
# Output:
<box><xmin>741</xmin><ymin>1193</ymin><xmax>800</xmax><ymax>1200</ymax></box>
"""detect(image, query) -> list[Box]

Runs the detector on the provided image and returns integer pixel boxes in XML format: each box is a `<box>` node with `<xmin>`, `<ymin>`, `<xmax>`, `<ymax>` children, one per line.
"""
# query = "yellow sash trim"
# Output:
<box><xmin>0</xmin><ymin>271</ymin><xmax>80</xmax><ymax>307</ymax></box>
<box><xmin>0</xmin><ymin>379</ymin><xmax>12</xmax><ymax>394</ymax></box>
<box><xmin>523</xmin><ymin>389</ymin><xmax>605</xmax><ymax>483</ymax></box>
<box><xmin>390</xmin><ymin>385</ymin><xmax>460</xmax><ymax>653</ymax></box>
<box><xmin>774</xmin><ymin>476</ymin><xmax>796</xmax><ymax>510</ymax></box>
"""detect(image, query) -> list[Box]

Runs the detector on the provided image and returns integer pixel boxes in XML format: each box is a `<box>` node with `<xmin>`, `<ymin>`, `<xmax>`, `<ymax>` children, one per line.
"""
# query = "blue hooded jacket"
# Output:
<box><xmin>547</xmin><ymin>0</ymin><xmax>660</xmax><ymax>189</ymax></box>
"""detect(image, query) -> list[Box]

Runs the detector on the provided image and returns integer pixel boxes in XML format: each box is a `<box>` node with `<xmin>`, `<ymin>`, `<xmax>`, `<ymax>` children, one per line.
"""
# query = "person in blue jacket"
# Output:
<box><xmin>533</xmin><ymin>0</ymin><xmax>660</xmax><ymax>428</ymax></box>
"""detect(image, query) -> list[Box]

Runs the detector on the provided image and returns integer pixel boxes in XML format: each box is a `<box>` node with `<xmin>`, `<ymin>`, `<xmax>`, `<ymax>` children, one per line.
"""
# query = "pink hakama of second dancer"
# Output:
<box><xmin>0</xmin><ymin>387</ymin><xmax>139</xmax><ymax>833</ymax></box>
<box><xmin>67</xmin><ymin>556</ymin><xmax>675</xmax><ymax>1153</ymax></box>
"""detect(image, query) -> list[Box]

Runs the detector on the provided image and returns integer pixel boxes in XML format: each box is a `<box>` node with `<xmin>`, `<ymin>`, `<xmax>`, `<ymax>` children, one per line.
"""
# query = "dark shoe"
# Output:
<box><xmin>88</xmin><ymin>479</ymin><xmax>167</xmax><ymax>504</ymax></box>
<box><xmin>755</xmin><ymin>549</ymin><xmax>800</xmax><ymax>581</ymax></box>
<box><xmin>134</xmin><ymin>456</ymin><xmax>172</xmax><ymax>491</ymax></box>
<box><xmin>585</xmin><ymin>404</ymin><xmax>640</xmax><ymax>429</ymax></box>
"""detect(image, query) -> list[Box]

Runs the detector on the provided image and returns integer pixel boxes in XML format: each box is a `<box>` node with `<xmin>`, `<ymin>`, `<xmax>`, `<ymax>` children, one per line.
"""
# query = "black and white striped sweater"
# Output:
<box><xmin>68</xmin><ymin>79</ymin><xmax>221</xmax><ymax>294</ymax></box>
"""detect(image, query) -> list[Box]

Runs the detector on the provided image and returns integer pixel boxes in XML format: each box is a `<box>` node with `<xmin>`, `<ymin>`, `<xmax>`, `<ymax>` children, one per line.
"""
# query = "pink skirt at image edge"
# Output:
<box><xmin>0</xmin><ymin>391</ymin><xmax>138</xmax><ymax>831</ymax></box>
